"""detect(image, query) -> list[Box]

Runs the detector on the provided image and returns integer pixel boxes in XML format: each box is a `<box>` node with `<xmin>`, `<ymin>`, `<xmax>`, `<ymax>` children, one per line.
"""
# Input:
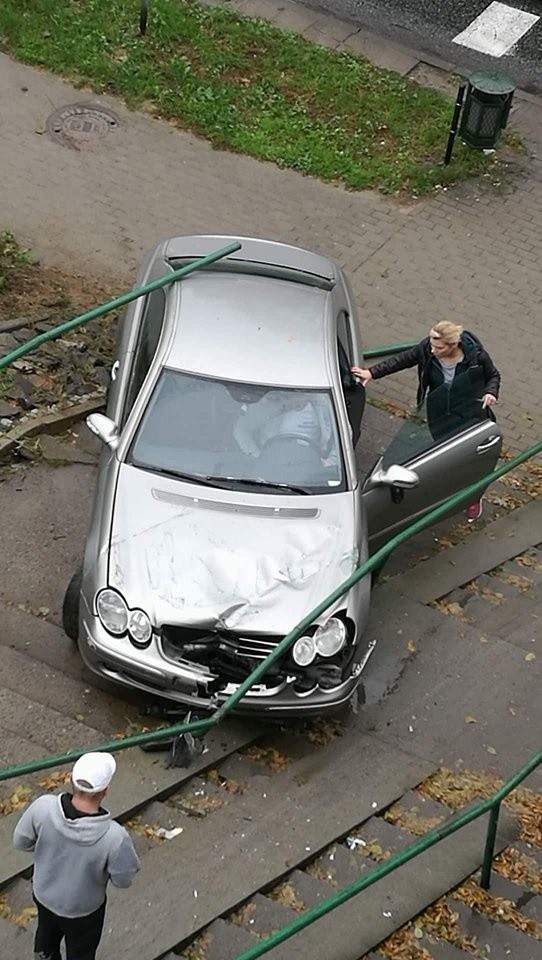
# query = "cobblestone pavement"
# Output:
<box><xmin>0</xmin><ymin>0</ymin><xmax>541</xmax><ymax>451</ymax></box>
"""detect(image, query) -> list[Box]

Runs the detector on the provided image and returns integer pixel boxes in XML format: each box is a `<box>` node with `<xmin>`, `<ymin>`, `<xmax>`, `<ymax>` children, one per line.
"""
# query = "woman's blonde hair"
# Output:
<box><xmin>430</xmin><ymin>320</ymin><xmax>463</xmax><ymax>345</ymax></box>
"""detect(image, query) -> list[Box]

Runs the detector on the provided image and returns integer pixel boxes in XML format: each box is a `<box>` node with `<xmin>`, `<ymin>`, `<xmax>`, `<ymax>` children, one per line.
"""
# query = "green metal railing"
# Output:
<box><xmin>0</xmin><ymin>436</ymin><xmax>540</xmax><ymax>785</ymax></box>
<box><xmin>0</xmin><ymin>241</ymin><xmax>242</xmax><ymax>372</ymax></box>
<box><xmin>229</xmin><ymin>749</ymin><xmax>541</xmax><ymax>960</ymax></box>
<box><xmin>364</xmin><ymin>340</ymin><xmax>417</xmax><ymax>358</ymax></box>
<box><xmin>0</xmin><ymin>244</ymin><xmax>540</xmax><ymax>956</ymax></box>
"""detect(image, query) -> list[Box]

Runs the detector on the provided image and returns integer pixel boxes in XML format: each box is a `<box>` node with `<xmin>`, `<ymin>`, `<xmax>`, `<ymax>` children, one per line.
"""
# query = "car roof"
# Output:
<box><xmin>164</xmin><ymin>271</ymin><xmax>334</xmax><ymax>388</ymax></box>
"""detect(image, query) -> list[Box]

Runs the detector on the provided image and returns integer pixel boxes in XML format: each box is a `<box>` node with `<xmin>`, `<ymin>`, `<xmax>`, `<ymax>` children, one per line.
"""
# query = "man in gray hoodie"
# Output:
<box><xmin>13</xmin><ymin>751</ymin><xmax>140</xmax><ymax>960</ymax></box>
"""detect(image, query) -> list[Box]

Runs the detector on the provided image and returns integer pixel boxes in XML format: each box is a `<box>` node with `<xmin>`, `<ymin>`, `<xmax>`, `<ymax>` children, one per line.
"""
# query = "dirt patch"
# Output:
<box><xmin>0</xmin><ymin>232</ymin><xmax>121</xmax><ymax>456</ymax></box>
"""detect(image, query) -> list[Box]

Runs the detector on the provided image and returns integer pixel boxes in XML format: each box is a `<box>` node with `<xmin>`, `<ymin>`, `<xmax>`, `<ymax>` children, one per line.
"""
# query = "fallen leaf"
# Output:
<box><xmin>524</xmin><ymin>652</ymin><xmax>536</xmax><ymax>662</ymax></box>
<box><xmin>464</xmin><ymin>716</ymin><xmax>477</xmax><ymax>724</ymax></box>
<box><xmin>407</xmin><ymin>639</ymin><xmax>417</xmax><ymax>652</ymax></box>
<box><xmin>487</xmin><ymin>746</ymin><xmax>497</xmax><ymax>755</ymax></box>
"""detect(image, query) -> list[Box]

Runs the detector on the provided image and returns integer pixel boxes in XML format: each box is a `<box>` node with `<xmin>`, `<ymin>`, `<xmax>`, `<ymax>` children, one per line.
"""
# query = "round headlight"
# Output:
<box><xmin>314</xmin><ymin>618</ymin><xmax>346</xmax><ymax>658</ymax></box>
<box><xmin>96</xmin><ymin>589</ymin><xmax>128</xmax><ymax>635</ymax></box>
<box><xmin>292</xmin><ymin>635</ymin><xmax>316</xmax><ymax>667</ymax></box>
<box><xmin>128</xmin><ymin>609</ymin><xmax>152</xmax><ymax>645</ymax></box>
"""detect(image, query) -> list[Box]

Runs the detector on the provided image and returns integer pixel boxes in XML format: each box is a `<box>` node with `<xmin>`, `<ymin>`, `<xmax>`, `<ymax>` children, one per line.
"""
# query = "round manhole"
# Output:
<box><xmin>46</xmin><ymin>103</ymin><xmax>120</xmax><ymax>149</ymax></box>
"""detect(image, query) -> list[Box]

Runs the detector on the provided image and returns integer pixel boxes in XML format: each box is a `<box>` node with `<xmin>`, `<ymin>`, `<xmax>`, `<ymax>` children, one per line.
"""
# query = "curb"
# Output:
<box><xmin>0</xmin><ymin>394</ymin><xmax>105</xmax><ymax>462</ymax></box>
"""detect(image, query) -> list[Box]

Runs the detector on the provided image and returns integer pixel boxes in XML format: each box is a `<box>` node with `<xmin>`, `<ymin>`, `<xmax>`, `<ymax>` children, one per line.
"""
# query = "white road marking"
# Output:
<box><xmin>453</xmin><ymin>1</ymin><xmax>539</xmax><ymax>57</ymax></box>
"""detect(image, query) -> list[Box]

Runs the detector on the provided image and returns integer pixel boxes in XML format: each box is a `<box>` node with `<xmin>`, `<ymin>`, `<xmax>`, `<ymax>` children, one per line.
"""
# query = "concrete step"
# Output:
<box><xmin>358</xmin><ymin>815</ymin><xmax>421</xmax><ymax>857</ymax></box>
<box><xmin>486</xmin><ymin>873</ymin><xmax>532</xmax><ymax>904</ymax></box>
<box><xmin>0</xmin><ymin>915</ymin><xmax>33</xmax><ymax>954</ymax></box>
<box><xmin>385</xmin><ymin>499</ymin><xmax>542</xmax><ymax>604</ymax></box>
<box><xmin>125</xmin><ymin>800</ymin><xmax>186</xmax><ymax>856</ymax></box>
<box><xmin>240</xmin><ymin>892</ymin><xmax>297</xmax><ymax>938</ymax></box>
<box><xmin>446</xmin><ymin>896</ymin><xmax>539</xmax><ymax>960</ymax></box>
<box><xmin>0</xmin><ymin>717</ymin><xmax>263</xmax><ymax>888</ymax></box>
<box><xmin>0</xmin><ymin>600</ymin><xmax>90</xmax><ymax>680</ymax></box>
<box><xmin>288</xmin><ymin>869</ymin><xmax>333</xmax><ymax>907</ymax></box>
<box><xmin>0</xmin><ymin>643</ymin><xmax>136</xmax><ymax>733</ymax></box>
<box><xmin>522</xmin><ymin>895</ymin><xmax>542</xmax><ymax>922</ymax></box>
<box><xmin>420</xmin><ymin>938</ymin><xmax>475</xmax><ymax>959</ymax></box>
<box><xmin>0</xmin><ymin>686</ymin><xmax>104</xmax><ymax>755</ymax></box>
<box><xmin>387</xmin><ymin>788</ymin><xmax>453</xmax><ymax>828</ymax></box>
<box><xmin>200</xmin><ymin>918</ymin><xmax>258</xmax><ymax>960</ymax></box>
<box><xmin>88</xmin><ymin>733</ymin><xmax>434</xmax><ymax>960</ymax></box>
<box><xmin>306</xmin><ymin>843</ymin><xmax>369</xmax><ymax>889</ymax></box>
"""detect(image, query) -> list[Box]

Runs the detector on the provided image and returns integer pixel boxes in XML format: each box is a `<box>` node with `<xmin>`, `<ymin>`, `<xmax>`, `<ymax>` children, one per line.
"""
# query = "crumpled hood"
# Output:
<box><xmin>108</xmin><ymin>464</ymin><xmax>357</xmax><ymax>633</ymax></box>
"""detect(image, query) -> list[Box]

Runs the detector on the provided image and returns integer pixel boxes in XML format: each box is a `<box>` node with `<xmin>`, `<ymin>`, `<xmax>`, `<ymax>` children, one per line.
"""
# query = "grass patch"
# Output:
<box><xmin>0</xmin><ymin>230</ymin><xmax>31</xmax><ymax>292</ymax></box>
<box><xmin>0</xmin><ymin>0</ymin><xmax>497</xmax><ymax>194</ymax></box>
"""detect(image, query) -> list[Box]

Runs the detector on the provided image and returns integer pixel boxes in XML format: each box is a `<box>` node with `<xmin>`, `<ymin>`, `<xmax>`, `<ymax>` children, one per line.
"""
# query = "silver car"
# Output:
<box><xmin>63</xmin><ymin>236</ymin><xmax>503</xmax><ymax>716</ymax></box>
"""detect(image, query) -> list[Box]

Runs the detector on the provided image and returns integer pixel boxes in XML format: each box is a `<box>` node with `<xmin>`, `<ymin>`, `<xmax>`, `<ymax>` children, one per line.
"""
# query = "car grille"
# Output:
<box><xmin>161</xmin><ymin>625</ymin><xmax>281</xmax><ymax>662</ymax></box>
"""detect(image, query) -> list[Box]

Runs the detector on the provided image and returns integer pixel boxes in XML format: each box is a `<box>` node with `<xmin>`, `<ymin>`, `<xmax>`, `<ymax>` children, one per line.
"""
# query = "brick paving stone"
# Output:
<box><xmin>0</xmin><ymin>41</ymin><xmax>541</xmax><ymax>455</ymax></box>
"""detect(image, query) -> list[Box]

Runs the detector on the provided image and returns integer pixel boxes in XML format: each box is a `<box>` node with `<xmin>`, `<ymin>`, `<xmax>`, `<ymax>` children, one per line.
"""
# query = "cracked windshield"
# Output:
<box><xmin>129</xmin><ymin>371</ymin><xmax>345</xmax><ymax>493</ymax></box>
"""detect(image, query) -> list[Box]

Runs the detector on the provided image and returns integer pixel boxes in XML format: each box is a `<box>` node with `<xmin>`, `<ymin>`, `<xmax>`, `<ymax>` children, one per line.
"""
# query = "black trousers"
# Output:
<box><xmin>33</xmin><ymin>897</ymin><xmax>106</xmax><ymax>960</ymax></box>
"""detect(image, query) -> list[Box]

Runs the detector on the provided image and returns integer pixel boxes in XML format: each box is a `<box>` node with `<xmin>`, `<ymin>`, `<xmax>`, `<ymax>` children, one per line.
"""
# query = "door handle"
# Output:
<box><xmin>111</xmin><ymin>360</ymin><xmax>120</xmax><ymax>382</ymax></box>
<box><xmin>476</xmin><ymin>435</ymin><xmax>500</xmax><ymax>453</ymax></box>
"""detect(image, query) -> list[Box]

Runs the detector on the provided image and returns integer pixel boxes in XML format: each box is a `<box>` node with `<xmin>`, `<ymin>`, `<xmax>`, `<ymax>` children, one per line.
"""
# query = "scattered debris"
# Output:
<box><xmin>155</xmin><ymin>827</ymin><xmax>183</xmax><ymax>840</ymax></box>
<box><xmin>345</xmin><ymin>835</ymin><xmax>364</xmax><ymax>850</ymax></box>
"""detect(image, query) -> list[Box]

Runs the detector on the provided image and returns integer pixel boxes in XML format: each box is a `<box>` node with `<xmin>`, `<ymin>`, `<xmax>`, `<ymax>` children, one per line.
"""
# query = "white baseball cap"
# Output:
<box><xmin>71</xmin><ymin>752</ymin><xmax>116</xmax><ymax>793</ymax></box>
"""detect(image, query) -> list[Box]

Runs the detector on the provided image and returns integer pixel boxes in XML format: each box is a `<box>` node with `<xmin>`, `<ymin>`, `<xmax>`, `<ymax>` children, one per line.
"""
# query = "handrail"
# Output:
<box><xmin>0</xmin><ymin>283</ymin><xmax>540</xmax><ymax>958</ymax></box>
<box><xmin>0</xmin><ymin>241</ymin><xmax>242</xmax><ymax>372</ymax></box>
<box><xmin>0</xmin><ymin>436</ymin><xmax>540</xmax><ymax>784</ymax></box>
<box><xmin>230</xmin><ymin>750</ymin><xmax>541</xmax><ymax>960</ymax></box>
<box><xmin>364</xmin><ymin>340</ymin><xmax>417</xmax><ymax>358</ymax></box>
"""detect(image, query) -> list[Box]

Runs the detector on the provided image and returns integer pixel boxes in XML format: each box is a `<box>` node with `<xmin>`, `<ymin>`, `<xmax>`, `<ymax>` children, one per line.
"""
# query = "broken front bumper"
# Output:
<box><xmin>79</xmin><ymin>614</ymin><xmax>372</xmax><ymax>716</ymax></box>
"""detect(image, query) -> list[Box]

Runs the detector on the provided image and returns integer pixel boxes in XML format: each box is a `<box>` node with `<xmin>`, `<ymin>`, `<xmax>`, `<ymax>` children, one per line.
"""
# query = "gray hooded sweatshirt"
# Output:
<box><xmin>13</xmin><ymin>794</ymin><xmax>141</xmax><ymax>917</ymax></box>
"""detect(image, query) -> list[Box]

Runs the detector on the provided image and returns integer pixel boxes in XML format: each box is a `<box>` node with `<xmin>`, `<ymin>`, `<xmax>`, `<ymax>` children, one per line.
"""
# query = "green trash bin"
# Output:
<box><xmin>460</xmin><ymin>70</ymin><xmax>515</xmax><ymax>149</ymax></box>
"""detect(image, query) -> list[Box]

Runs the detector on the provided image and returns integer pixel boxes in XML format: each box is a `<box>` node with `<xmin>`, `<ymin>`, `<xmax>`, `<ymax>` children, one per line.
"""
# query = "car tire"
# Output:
<box><xmin>62</xmin><ymin>568</ymin><xmax>82</xmax><ymax>642</ymax></box>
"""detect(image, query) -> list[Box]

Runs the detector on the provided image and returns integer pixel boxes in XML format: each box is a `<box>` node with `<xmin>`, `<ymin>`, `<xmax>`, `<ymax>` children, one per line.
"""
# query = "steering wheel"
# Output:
<box><xmin>260</xmin><ymin>433</ymin><xmax>322</xmax><ymax>457</ymax></box>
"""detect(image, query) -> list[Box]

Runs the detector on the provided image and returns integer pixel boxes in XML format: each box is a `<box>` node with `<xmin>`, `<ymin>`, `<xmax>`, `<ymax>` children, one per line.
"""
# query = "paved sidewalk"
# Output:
<box><xmin>1</xmin><ymin>0</ymin><xmax>542</xmax><ymax>450</ymax></box>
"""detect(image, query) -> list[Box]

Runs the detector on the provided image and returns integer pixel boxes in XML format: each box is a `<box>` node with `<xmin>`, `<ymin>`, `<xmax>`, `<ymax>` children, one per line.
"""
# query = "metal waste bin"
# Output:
<box><xmin>460</xmin><ymin>71</ymin><xmax>515</xmax><ymax>149</ymax></box>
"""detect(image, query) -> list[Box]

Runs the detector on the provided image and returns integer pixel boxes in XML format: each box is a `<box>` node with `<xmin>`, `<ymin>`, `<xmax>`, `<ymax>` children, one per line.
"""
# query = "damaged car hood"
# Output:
<box><xmin>108</xmin><ymin>464</ymin><xmax>358</xmax><ymax>633</ymax></box>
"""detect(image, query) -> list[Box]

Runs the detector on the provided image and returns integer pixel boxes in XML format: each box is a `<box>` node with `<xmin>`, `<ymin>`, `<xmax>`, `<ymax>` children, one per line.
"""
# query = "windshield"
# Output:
<box><xmin>129</xmin><ymin>370</ymin><xmax>346</xmax><ymax>494</ymax></box>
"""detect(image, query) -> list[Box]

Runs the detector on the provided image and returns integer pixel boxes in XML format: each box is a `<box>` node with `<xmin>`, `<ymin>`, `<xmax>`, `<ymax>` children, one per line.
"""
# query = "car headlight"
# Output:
<box><xmin>292</xmin><ymin>635</ymin><xmax>316</xmax><ymax>666</ymax></box>
<box><xmin>96</xmin><ymin>589</ymin><xmax>128</xmax><ymax>635</ymax></box>
<box><xmin>128</xmin><ymin>609</ymin><xmax>152</xmax><ymax>645</ymax></box>
<box><xmin>314</xmin><ymin>618</ymin><xmax>346</xmax><ymax>658</ymax></box>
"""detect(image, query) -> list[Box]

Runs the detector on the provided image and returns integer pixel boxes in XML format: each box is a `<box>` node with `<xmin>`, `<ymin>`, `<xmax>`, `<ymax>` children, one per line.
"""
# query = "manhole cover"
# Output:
<box><xmin>46</xmin><ymin>103</ymin><xmax>120</xmax><ymax>149</ymax></box>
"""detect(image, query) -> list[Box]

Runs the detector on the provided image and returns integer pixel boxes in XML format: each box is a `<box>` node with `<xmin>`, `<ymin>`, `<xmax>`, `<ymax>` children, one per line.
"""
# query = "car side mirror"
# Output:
<box><xmin>86</xmin><ymin>413</ymin><xmax>120</xmax><ymax>450</ymax></box>
<box><xmin>371</xmin><ymin>464</ymin><xmax>419</xmax><ymax>488</ymax></box>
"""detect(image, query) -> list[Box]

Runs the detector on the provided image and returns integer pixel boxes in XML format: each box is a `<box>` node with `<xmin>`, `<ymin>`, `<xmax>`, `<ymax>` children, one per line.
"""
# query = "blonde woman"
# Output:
<box><xmin>352</xmin><ymin>321</ymin><xmax>501</xmax><ymax>521</ymax></box>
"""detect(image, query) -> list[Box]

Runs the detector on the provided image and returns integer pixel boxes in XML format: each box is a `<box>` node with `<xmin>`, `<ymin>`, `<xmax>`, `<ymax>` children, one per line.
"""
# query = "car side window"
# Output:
<box><xmin>381</xmin><ymin>377</ymin><xmax>490</xmax><ymax>469</ymax></box>
<box><xmin>337</xmin><ymin>311</ymin><xmax>353</xmax><ymax>374</ymax></box>
<box><xmin>335</xmin><ymin>312</ymin><xmax>364</xmax><ymax>446</ymax></box>
<box><xmin>122</xmin><ymin>288</ymin><xmax>166</xmax><ymax>425</ymax></box>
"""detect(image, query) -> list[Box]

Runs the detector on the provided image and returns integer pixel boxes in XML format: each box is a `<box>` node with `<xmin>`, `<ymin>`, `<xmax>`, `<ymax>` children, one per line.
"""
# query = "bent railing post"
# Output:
<box><xmin>481</xmin><ymin>802</ymin><xmax>501</xmax><ymax>890</ymax></box>
<box><xmin>0</xmin><ymin>242</ymin><xmax>241</xmax><ymax>372</ymax></box>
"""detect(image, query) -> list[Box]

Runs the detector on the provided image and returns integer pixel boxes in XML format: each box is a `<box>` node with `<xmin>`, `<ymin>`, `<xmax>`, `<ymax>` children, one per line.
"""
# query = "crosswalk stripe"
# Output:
<box><xmin>453</xmin><ymin>1</ymin><xmax>539</xmax><ymax>57</ymax></box>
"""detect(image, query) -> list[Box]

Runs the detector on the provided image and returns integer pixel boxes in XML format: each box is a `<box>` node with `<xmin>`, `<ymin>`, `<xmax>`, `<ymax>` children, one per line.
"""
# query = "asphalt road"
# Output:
<box><xmin>307</xmin><ymin>0</ymin><xmax>542</xmax><ymax>91</ymax></box>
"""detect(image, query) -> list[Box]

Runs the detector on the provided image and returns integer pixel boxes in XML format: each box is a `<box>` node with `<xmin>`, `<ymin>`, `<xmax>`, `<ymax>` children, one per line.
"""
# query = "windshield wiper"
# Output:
<box><xmin>205</xmin><ymin>476</ymin><xmax>310</xmax><ymax>495</ymax></box>
<box><xmin>135</xmin><ymin>465</ymin><xmax>231</xmax><ymax>489</ymax></box>
<box><xmin>134</xmin><ymin>464</ymin><xmax>309</xmax><ymax>494</ymax></box>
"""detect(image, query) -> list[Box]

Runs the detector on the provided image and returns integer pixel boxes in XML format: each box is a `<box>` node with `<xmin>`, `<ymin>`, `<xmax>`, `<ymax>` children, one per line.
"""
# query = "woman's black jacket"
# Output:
<box><xmin>368</xmin><ymin>332</ymin><xmax>501</xmax><ymax>407</ymax></box>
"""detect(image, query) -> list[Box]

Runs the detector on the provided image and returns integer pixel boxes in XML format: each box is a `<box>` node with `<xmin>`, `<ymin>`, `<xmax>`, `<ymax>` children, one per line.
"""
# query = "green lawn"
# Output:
<box><xmin>0</xmin><ymin>0</ymin><xmax>494</xmax><ymax>194</ymax></box>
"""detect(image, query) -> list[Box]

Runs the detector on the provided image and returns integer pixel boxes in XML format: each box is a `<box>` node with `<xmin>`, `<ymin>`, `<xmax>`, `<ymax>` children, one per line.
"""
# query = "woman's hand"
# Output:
<box><xmin>482</xmin><ymin>393</ymin><xmax>497</xmax><ymax>409</ymax></box>
<box><xmin>351</xmin><ymin>366</ymin><xmax>372</xmax><ymax>386</ymax></box>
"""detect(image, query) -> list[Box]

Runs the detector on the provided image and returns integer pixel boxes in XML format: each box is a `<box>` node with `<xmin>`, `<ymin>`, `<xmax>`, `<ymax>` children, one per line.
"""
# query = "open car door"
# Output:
<box><xmin>362</xmin><ymin>384</ymin><xmax>503</xmax><ymax>552</ymax></box>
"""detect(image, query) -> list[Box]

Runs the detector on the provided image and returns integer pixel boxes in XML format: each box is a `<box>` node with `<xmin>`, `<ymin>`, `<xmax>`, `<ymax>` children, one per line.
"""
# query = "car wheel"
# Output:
<box><xmin>62</xmin><ymin>568</ymin><xmax>82</xmax><ymax>642</ymax></box>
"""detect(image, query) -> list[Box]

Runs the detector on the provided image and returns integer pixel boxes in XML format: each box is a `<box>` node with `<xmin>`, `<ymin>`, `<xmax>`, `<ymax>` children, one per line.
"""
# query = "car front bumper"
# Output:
<box><xmin>79</xmin><ymin>614</ymin><xmax>373</xmax><ymax>716</ymax></box>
